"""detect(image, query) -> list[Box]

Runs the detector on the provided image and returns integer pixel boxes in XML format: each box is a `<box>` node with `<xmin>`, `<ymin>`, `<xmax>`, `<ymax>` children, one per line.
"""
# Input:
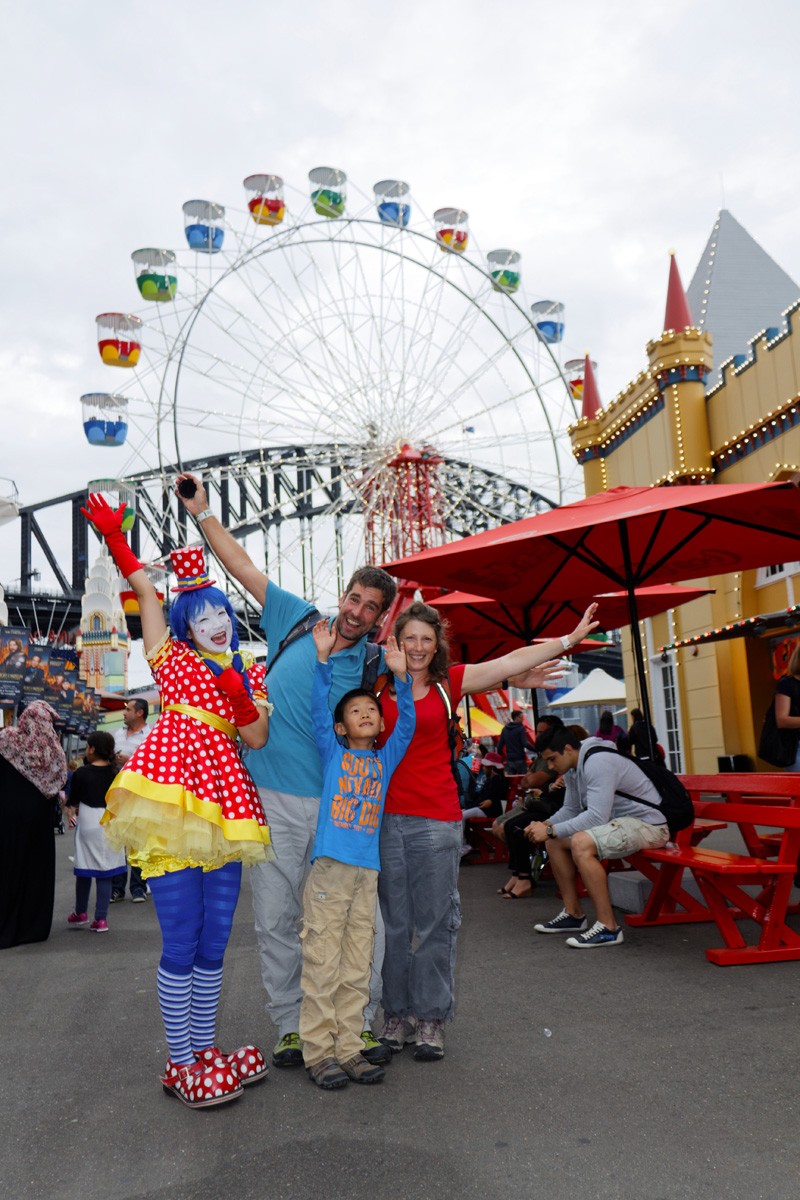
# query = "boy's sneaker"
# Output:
<box><xmin>109</xmin><ymin>892</ymin><xmax>124</xmax><ymax>904</ymax></box>
<box><xmin>360</xmin><ymin>1029</ymin><xmax>391</xmax><ymax>1065</ymax></box>
<box><xmin>339</xmin><ymin>1052</ymin><xmax>385</xmax><ymax>1084</ymax></box>
<box><xmin>413</xmin><ymin>1019</ymin><xmax>445</xmax><ymax>1062</ymax></box>
<box><xmin>307</xmin><ymin>1057</ymin><xmax>348</xmax><ymax>1090</ymax></box>
<box><xmin>67</xmin><ymin>911</ymin><xmax>88</xmax><ymax>927</ymax></box>
<box><xmin>534</xmin><ymin>909</ymin><xmax>589</xmax><ymax>935</ymax></box>
<box><xmin>272</xmin><ymin>1032</ymin><xmax>304</xmax><ymax>1068</ymax></box>
<box><xmin>131</xmin><ymin>893</ymin><xmax>147</xmax><ymax>903</ymax></box>
<box><xmin>90</xmin><ymin>919</ymin><xmax>109</xmax><ymax>933</ymax></box>
<box><xmin>379</xmin><ymin>1014</ymin><xmax>417</xmax><ymax>1054</ymax></box>
<box><xmin>566</xmin><ymin>921</ymin><xmax>624</xmax><ymax>948</ymax></box>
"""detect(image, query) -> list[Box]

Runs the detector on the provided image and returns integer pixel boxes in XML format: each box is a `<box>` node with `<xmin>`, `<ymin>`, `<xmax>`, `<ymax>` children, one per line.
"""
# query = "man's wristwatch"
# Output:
<box><xmin>195</xmin><ymin>508</ymin><xmax>214</xmax><ymax>523</ymax></box>
<box><xmin>545</xmin><ymin>823</ymin><xmax>555</xmax><ymax>838</ymax></box>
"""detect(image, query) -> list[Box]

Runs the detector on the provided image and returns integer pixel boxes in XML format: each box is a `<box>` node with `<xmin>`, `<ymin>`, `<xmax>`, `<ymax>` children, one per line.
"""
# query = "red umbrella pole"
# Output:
<box><xmin>619</xmin><ymin>522</ymin><xmax>658</xmax><ymax>758</ymax></box>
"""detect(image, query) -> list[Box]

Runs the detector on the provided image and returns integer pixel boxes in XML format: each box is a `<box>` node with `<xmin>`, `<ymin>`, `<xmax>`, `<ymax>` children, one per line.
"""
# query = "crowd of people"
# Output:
<box><xmin>3</xmin><ymin>467</ymin><xmax>693</xmax><ymax>1108</ymax></box>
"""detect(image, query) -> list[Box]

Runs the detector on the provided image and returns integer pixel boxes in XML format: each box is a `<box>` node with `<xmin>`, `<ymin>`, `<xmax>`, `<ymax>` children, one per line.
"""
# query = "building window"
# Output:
<box><xmin>755</xmin><ymin>562</ymin><xmax>800</xmax><ymax>587</ymax></box>
<box><xmin>658</xmin><ymin>657</ymin><xmax>683</xmax><ymax>773</ymax></box>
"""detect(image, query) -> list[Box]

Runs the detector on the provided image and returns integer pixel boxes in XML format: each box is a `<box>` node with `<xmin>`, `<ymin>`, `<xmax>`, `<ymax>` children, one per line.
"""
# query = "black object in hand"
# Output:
<box><xmin>177</xmin><ymin>478</ymin><xmax>197</xmax><ymax>499</ymax></box>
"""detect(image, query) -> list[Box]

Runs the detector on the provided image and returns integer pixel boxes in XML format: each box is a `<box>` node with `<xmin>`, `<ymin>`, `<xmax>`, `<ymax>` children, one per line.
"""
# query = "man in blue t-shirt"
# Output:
<box><xmin>300</xmin><ymin>621</ymin><xmax>415</xmax><ymax>1090</ymax></box>
<box><xmin>177</xmin><ymin>473</ymin><xmax>398</xmax><ymax>1067</ymax></box>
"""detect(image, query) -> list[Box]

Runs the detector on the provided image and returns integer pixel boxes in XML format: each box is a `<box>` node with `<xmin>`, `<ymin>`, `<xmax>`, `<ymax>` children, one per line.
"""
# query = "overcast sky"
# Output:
<box><xmin>2</xmin><ymin>0</ymin><xmax>800</xmax><ymax>610</ymax></box>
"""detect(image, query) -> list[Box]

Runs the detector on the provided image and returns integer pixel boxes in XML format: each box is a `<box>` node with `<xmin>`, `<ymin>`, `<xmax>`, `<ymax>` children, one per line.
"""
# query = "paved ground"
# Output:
<box><xmin>3</xmin><ymin>831</ymin><xmax>800</xmax><ymax>1200</ymax></box>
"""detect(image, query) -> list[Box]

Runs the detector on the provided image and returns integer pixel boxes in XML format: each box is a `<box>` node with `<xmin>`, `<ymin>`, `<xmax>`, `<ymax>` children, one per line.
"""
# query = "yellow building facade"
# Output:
<box><xmin>568</xmin><ymin>227</ymin><xmax>800</xmax><ymax>773</ymax></box>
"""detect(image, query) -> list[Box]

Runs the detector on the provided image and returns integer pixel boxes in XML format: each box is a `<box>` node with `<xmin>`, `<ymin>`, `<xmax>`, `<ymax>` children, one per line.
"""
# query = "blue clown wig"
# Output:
<box><xmin>170</xmin><ymin>586</ymin><xmax>241</xmax><ymax>653</ymax></box>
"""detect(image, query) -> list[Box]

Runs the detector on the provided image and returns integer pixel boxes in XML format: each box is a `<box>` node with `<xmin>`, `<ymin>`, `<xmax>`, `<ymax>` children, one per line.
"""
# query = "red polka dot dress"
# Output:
<box><xmin>102</xmin><ymin>632</ymin><xmax>273</xmax><ymax>877</ymax></box>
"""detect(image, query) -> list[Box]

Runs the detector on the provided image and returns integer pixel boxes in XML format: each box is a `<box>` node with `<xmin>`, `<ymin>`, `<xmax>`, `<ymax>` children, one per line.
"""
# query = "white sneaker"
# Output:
<box><xmin>566</xmin><ymin>921</ymin><xmax>624</xmax><ymax>948</ymax></box>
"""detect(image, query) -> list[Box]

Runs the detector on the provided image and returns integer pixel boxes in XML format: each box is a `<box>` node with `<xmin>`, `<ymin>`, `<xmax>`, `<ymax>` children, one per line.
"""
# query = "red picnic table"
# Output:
<box><xmin>626</xmin><ymin>774</ymin><xmax>800</xmax><ymax>965</ymax></box>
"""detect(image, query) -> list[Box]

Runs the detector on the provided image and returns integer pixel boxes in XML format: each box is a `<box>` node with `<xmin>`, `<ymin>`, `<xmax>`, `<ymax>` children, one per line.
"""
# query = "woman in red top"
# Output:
<box><xmin>377</xmin><ymin>599</ymin><xmax>598</xmax><ymax>1061</ymax></box>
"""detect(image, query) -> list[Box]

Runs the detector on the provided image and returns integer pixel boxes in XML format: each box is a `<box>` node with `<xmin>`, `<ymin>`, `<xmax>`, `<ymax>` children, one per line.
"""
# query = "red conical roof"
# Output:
<box><xmin>664</xmin><ymin>250</ymin><xmax>694</xmax><ymax>332</ymax></box>
<box><xmin>581</xmin><ymin>354</ymin><xmax>602</xmax><ymax>419</ymax></box>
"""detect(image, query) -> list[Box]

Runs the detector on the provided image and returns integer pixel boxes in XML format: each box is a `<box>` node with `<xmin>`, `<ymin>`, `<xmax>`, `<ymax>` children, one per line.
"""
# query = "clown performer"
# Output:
<box><xmin>82</xmin><ymin>493</ymin><xmax>274</xmax><ymax>1109</ymax></box>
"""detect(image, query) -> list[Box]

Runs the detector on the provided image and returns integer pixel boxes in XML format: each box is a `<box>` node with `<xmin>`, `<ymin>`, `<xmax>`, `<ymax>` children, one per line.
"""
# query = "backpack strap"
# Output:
<box><xmin>582</xmin><ymin>745</ymin><xmax>663</xmax><ymax>816</ymax></box>
<box><xmin>361</xmin><ymin>640</ymin><xmax>383</xmax><ymax>692</ymax></box>
<box><xmin>434</xmin><ymin>678</ymin><xmax>457</xmax><ymax>755</ymax></box>
<box><xmin>265</xmin><ymin>608</ymin><xmax>322</xmax><ymax>676</ymax></box>
<box><xmin>434</xmin><ymin>677</ymin><xmax>466</xmax><ymax>795</ymax></box>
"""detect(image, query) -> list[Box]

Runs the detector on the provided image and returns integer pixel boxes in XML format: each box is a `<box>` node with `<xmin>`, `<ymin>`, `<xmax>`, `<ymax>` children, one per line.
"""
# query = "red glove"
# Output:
<box><xmin>216</xmin><ymin>666</ymin><xmax>260</xmax><ymax>728</ymax></box>
<box><xmin>80</xmin><ymin>493</ymin><xmax>143</xmax><ymax>580</ymax></box>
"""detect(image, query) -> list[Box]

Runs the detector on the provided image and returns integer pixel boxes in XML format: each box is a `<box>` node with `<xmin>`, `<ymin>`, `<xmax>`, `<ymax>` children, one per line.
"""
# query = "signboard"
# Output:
<box><xmin>22</xmin><ymin>643</ymin><xmax>51</xmax><ymax>705</ymax></box>
<box><xmin>0</xmin><ymin>626</ymin><xmax>31</xmax><ymax>708</ymax></box>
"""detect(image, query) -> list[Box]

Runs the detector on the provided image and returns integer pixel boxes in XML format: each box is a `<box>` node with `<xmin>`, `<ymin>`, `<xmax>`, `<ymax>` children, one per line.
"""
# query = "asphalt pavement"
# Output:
<box><xmin>2</xmin><ymin>830</ymin><xmax>800</xmax><ymax>1200</ymax></box>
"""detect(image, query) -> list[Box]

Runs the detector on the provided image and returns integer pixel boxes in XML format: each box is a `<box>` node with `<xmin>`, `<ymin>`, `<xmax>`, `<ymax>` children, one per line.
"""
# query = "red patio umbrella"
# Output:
<box><xmin>430</xmin><ymin>584</ymin><xmax>714</xmax><ymax>659</ymax></box>
<box><xmin>385</xmin><ymin>482</ymin><xmax>800</xmax><ymax>751</ymax></box>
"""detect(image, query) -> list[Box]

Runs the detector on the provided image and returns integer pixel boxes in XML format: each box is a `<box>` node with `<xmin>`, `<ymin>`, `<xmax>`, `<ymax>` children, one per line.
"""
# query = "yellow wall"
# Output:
<box><xmin>569</xmin><ymin>304</ymin><xmax>800</xmax><ymax>770</ymax></box>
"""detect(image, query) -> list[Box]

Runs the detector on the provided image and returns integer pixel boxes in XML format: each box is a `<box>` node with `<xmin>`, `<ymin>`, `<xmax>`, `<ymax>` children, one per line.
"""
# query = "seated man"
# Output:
<box><xmin>526</xmin><ymin>727</ymin><xmax>670</xmax><ymax>947</ymax></box>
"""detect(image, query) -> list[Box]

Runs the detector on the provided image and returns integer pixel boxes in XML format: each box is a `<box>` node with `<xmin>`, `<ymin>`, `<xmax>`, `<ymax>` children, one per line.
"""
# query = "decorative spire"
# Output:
<box><xmin>664</xmin><ymin>250</ymin><xmax>693</xmax><ymax>332</ymax></box>
<box><xmin>581</xmin><ymin>353</ymin><xmax>602</xmax><ymax>419</ymax></box>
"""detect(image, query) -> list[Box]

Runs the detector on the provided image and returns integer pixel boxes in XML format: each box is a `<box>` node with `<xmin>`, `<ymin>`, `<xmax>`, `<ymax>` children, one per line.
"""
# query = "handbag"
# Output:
<box><xmin>758</xmin><ymin>681</ymin><xmax>800</xmax><ymax>768</ymax></box>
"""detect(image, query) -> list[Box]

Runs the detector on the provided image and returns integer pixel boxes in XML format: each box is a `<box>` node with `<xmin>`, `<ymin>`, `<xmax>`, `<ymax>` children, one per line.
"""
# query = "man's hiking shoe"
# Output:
<box><xmin>272</xmin><ymin>1032</ymin><xmax>303</xmax><ymax>1067</ymax></box>
<box><xmin>534</xmin><ymin>909</ymin><xmax>588</xmax><ymax>935</ymax></box>
<box><xmin>307</xmin><ymin>1057</ymin><xmax>348</xmax><ymax>1090</ymax></box>
<box><xmin>360</xmin><ymin>1029</ymin><xmax>391</xmax><ymax>1064</ymax></box>
<box><xmin>339</xmin><ymin>1052</ymin><xmax>385</xmax><ymax>1084</ymax></box>
<box><xmin>413</xmin><ymin>1019</ymin><xmax>445</xmax><ymax>1062</ymax></box>
<box><xmin>379</xmin><ymin>1014</ymin><xmax>417</xmax><ymax>1053</ymax></box>
<box><xmin>566</xmin><ymin>921</ymin><xmax>624</xmax><ymax>948</ymax></box>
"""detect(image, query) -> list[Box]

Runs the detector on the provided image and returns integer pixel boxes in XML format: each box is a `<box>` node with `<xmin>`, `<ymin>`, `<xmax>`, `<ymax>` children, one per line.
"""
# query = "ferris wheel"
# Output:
<box><xmin>82</xmin><ymin>169</ymin><xmax>581</xmax><ymax>612</ymax></box>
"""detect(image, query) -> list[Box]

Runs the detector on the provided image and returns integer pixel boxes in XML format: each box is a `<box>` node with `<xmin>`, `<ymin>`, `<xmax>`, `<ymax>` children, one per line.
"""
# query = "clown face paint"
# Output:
<box><xmin>188</xmin><ymin>601</ymin><xmax>233</xmax><ymax>656</ymax></box>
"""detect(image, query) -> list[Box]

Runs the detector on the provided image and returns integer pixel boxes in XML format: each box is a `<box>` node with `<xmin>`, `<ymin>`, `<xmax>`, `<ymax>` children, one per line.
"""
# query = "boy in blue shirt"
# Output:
<box><xmin>300</xmin><ymin>620</ymin><xmax>416</xmax><ymax>1089</ymax></box>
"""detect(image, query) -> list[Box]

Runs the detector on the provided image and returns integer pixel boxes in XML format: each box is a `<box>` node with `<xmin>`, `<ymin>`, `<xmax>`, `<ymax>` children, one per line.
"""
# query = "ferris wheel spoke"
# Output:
<box><xmin>238</xmin><ymin>237</ymin><xmax>369</xmax><ymax>415</ymax></box>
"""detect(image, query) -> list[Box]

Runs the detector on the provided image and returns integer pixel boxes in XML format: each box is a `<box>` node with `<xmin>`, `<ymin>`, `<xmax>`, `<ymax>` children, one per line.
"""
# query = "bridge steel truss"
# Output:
<box><xmin>8</xmin><ymin>445</ymin><xmax>555</xmax><ymax>638</ymax></box>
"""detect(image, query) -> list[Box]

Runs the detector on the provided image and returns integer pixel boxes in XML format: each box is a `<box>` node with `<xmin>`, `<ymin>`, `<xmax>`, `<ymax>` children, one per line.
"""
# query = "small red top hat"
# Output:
<box><xmin>169</xmin><ymin>545</ymin><xmax>216</xmax><ymax>592</ymax></box>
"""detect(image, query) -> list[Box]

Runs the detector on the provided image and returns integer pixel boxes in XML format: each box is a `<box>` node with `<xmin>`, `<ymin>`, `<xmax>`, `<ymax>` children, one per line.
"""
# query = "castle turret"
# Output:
<box><xmin>645</xmin><ymin>251</ymin><xmax>714</xmax><ymax>483</ymax></box>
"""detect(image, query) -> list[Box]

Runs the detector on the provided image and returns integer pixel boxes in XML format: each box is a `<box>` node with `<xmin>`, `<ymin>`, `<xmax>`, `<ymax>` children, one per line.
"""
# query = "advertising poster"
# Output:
<box><xmin>59</xmin><ymin>649</ymin><xmax>80</xmax><ymax>730</ymax></box>
<box><xmin>0</xmin><ymin>626</ymin><xmax>31</xmax><ymax>708</ymax></box>
<box><xmin>22</xmin><ymin>643</ymin><xmax>51</xmax><ymax>704</ymax></box>
<box><xmin>45</xmin><ymin>649</ymin><xmax>72</xmax><ymax>725</ymax></box>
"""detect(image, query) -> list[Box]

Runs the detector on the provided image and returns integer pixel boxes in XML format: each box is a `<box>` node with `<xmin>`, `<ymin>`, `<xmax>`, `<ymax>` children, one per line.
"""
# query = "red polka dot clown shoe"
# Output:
<box><xmin>195</xmin><ymin>1044</ymin><xmax>269</xmax><ymax>1086</ymax></box>
<box><xmin>160</xmin><ymin>1057</ymin><xmax>244</xmax><ymax>1108</ymax></box>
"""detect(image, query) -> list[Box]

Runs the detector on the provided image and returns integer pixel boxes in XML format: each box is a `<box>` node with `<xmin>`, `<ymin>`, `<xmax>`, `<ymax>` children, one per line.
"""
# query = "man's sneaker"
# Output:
<box><xmin>379</xmin><ymin>1014</ymin><xmax>417</xmax><ymax>1054</ymax></box>
<box><xmin>339</xmin><ymin>1052</ymin><xmax>385</xmax><ymax>1084</ymax></box>
<box><xmin>534</xmin><ymin>909</ymin><xmax>589</xmax><ymax>935</ymax></box>
<box><xmin>131</xmin><ymin>893</ymin><xmax>147</xmax><ymax>903</ymax></box>
<box><xmin>360</xmin><ymin>1029</ymin><xmax>391</xmax><ymax>1065</ymax></box>
<box><xmin>90</xmin><ymin>919</ymin><xmax>109</xmax><ymax>933</ymax></box>
<box><xmin>307</xmin><ymin>1057</ymin><xmax>348</xmax><ymax>1090</ymax></box>
<box><xmin>566</xmin><ymin>921</ymin><xmax>624</xmax><ymax>948</ymax></box>
<box><xmin>67</xmin><ymin>911</ymin><xmax>89</xmax><ymax>927</ymax></box>
<box><xmin>272</xmin><ymin>1032</ymin><xmax>304</xmax><ymax>1068</ymax></box>
<box><xmin>413</xmin><ymin>1019</ymin><xmax>445</xmax><ymax>1062</ymax></box>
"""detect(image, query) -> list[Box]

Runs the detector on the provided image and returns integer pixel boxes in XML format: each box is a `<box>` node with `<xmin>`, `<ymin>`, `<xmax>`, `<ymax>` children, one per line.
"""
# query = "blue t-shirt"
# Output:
<box><xmin>311</xmin><ymin>659</ymin><xmax>415</xmax><ymax>869</ymax></box>
<box><xmin>247</xmin><ymin>581</ymin><xmax>385</xmax><ymax>797</ymax></box>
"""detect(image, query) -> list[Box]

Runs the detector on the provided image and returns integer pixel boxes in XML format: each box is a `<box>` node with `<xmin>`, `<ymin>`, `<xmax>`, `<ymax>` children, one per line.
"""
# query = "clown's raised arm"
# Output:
<box><xmin>82</xmin><ymin>493</ymin><xmax>166</xmax><ymax>654</ymax></box>
<box><xmin>175</xmin><ymin>473</ymin><xmax>268</xmax><ymax>609</ymax></box>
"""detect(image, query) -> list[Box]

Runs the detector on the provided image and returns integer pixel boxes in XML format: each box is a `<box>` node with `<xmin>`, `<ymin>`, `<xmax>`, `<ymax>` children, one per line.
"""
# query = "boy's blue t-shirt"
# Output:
<box><xmin>247</xmin><ymin>581</ymin><xmax>385</xmax><ymax>797</ymax></box>
<box><xmin>311</xmin><ymin>659</ymin><xmax>415</xmax><ymax>870</ymax></box>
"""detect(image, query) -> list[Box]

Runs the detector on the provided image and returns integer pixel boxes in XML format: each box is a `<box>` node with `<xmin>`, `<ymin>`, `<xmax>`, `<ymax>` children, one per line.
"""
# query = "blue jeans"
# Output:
<box><xmin>378</xmin><ymin>814</ymin><xmax>462</xmax><ymax>1023</ymax></box>
<box><xmin>111</xmin><ymin>863</ymin><xmax>146</xmax><ymax>898</ymax></box>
